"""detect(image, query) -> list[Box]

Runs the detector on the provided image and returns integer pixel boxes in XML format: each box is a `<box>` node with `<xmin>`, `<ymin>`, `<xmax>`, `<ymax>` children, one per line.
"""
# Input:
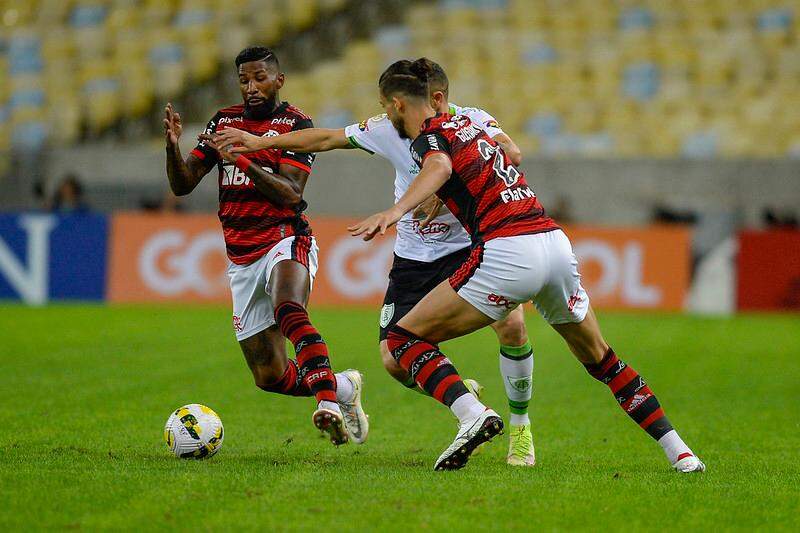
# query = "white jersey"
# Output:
<box><xmin>343</xmin><ymin>103</ymin><xmax>506</xmax><ymax>262</ymax></box>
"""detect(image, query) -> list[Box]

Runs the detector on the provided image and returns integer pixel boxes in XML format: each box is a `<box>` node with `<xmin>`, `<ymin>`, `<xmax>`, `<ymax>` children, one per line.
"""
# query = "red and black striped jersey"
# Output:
<box><xmin>191</xmin><ymin>102</ymin><xmax>316</xmax><ymax>265</ymax></box>
<box><xmin>410</xmin><ymin>113</ymin><xmax>559</xmax><ymax>244</ymax></box>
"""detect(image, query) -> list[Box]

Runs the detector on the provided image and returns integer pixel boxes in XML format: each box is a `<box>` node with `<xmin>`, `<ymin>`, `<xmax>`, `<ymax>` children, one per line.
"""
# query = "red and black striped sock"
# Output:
<box><xmin>584</xmin><ymin>348</ymin><xmax>674</xmax><ymax>441</ymax></box>
<box><xmin>386</xmin><ymin>325</ymin><xmax>469</xmax><ymax>407</ymax></box>
<box><xmin>257</xmin><ymin>359</ymin><xmax>312</xmax><ymax>397</ymax></box>
<box><xmin>274</xmin><ymin>301</ymin><xmax>337</xmax><ymax>403</ymax></box>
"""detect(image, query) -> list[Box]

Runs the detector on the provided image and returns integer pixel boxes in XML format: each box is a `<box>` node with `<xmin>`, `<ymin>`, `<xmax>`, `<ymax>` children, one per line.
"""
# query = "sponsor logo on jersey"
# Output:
<box><xmin>218</xmin><ymin>116</ymin><xmax>243</xmax><ymax>125</ymax></box>
<box><xmin>484</xmin><ymin>119</ymin><xmax>500</xmax><ymax>129</ymax></box>
<box><xmin>426</xmin><ymin>134</ymin><xmax>440</xmax><ymax>150</ymax></box>
<box><xmin>454</xmin><ymin>124</ymin><xmax>481</xmax><ymax>142</ymax></box>
<box><xmin>442</xmin><ymin>115</ymin><xmax>470</xmax><ymax>129</ymax></box>
<box><xmin>358</xmin><ymin>120</ymin><xmax>368</xmax><ymax>131</ymax></box>
<box><xmin>232</xmin><ymin>315</ymin><xmax>243</xmax><ymax>332</ymax></box>
<box><xmin>271</xmin><ymin>117</ymin><xmax>296</xmax><ymax>126</ymax></box>
<box><xmin>500</xmin><ymin>186</ymin><xmax>536</xmax><ymax>203</ymax></box>
<box><xmin>411</xmin><ymin>219</ymin><xmax>450</xmax><ymax>237</ymax></box>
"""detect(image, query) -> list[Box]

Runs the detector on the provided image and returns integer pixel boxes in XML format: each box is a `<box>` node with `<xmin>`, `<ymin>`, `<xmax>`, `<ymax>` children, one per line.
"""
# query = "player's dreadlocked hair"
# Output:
<box><xmin>235</xmin><ymin>46</ymin><xmax>279</xmax><ymax>69</ymax></box>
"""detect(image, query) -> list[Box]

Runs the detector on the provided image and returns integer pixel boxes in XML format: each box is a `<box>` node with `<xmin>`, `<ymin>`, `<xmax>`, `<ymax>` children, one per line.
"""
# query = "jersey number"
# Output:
<box><xmin>477</xmin><ymin>139</ymin><xmax>520</xmax><ymax>187</ymax></box>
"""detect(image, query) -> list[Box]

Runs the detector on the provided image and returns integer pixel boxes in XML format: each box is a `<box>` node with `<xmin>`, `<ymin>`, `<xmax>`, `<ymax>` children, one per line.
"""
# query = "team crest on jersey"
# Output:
<box><xmin>379</xmin><ymin>303</ymin><xmax>395</xmax><ymax>328</ymax></box>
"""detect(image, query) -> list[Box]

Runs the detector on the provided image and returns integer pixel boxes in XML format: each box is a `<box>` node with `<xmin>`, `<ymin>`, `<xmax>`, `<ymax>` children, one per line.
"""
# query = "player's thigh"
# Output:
<box><xmin>396</xmin><ymin>280</ymin><xmax>495</xmax><ymax>344</ymax></box>
<box><xmin>227</xmin><ymin>254</ymin><xmax>276</xmax><ymax>342</ymax></box>
<box><xmin>238</xmin><ymin>325</ymin><xmax>289</xmax><ymax>383</ymax></box>
<box><xmin>267</xmin><ymin>236</ymin><xmax>318</xmax><ymax>308</ymax></box>
<box><xmin>550</xmin><ymin>305</ymin><xmax>609</xmax><ymax>365</ymax></box>
<box><xmin>490</xmin><ymin>305</ymin><xmax>528</xmax><ymax>346</ymax></box>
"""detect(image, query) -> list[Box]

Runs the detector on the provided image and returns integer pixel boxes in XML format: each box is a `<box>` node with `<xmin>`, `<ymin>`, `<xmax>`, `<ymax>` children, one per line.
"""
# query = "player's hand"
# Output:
<box><xmin>209</xmin><ymin>128</ymin><xmax>266</xmax><ymax>153</ymax></box>
<box><xmin>348</xmin><ymin>208</ymin><xmax>401</xmax><ymax>241</ymax></box>
<box><xmin>197</xmin><ymin>134</ymin><xmax>238</xmax><ymax>163</ymax></box>
<box><xmin>413</xmin><ymin>195</ymin><xmax>443</xmax><ymax>230</ymax></box>
<box><xmin>164</xmin><ymin>103</ymin><xmax>182</xmax><ymax>146</ymax></box>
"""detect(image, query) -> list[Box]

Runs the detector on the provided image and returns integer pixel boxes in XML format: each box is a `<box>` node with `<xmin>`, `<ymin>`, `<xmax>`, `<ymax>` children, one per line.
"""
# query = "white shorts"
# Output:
<box><xmin>227</xmin><ymin>235</ymin><xmax>318</xmax><ymax>341</ymax></box>
<box><xmin>451</xmin><ymin>230</ymin><xmax>589</xmax><ymax>323</ymax></box>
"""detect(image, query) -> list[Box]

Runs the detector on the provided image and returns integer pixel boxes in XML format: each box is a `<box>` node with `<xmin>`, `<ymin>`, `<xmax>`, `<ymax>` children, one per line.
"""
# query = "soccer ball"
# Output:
<box><xmin>164</xmin><ymin>404</ymin><xmax>224</xmax><ymax>459</ymax></box>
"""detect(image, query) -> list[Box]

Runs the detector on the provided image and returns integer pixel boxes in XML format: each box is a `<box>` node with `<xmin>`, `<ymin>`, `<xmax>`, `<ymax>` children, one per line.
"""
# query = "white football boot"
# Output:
<box><xmin>672</xmin><ymin>453</ymin><xmax>706</xmax><ymax>473</ymax></box>
<box><xmin>338</xmin><ymin>369</ymin><xmax>369</xmax><ymax>444</ymax></box>
<box><xmin>312</xmin><ymin>401</ymin><xmax>348</xmax><ymax>446</ymax></box>
<box><xmin>434</xmin><ymin>408</ymin><xmax>504</xmax><ymax>471</ymax></box>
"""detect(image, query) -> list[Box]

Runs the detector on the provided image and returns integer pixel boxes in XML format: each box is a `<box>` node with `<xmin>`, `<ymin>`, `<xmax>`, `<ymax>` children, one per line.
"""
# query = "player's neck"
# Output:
<box><xmin>406</xmin><ymin>106</ymin><xmax>437</xmax><ymax>140</ymax></box>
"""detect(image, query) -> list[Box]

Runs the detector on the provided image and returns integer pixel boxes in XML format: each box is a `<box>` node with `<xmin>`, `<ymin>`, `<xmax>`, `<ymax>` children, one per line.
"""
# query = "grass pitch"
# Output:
<box><xmin>1</xmin><ymin>305</ymin><xmax>798</xmax><ymax>531</ymax></box>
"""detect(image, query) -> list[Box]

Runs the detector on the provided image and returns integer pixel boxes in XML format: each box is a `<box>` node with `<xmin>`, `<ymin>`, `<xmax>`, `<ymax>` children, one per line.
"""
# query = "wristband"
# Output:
<box><xmin>234</xmin><ymin>155</ymin><xmax>252</xmax><ymax>173</ymax></box>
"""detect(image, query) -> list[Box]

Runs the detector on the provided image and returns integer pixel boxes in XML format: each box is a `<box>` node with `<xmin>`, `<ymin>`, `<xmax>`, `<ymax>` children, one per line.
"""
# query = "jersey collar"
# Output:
<box><xmin>244</xmin><ymin>100</ymin><xmax>288</xmax><ymax>121</ymax></box>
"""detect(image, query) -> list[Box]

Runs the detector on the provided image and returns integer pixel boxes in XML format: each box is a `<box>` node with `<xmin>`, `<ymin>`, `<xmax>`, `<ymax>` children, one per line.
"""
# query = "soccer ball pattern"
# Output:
<box><xmin>164</xmin><ymin>404</ymin><xmax>224</xmax><ymax>459</ymax></box>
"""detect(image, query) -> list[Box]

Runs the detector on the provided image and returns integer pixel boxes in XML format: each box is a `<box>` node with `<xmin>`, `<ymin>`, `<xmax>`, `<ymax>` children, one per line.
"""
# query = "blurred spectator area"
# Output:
<box><xmin>1</xmin><ymin>0</ymin><xmax>799</xmax><ymax>164</ymax></box>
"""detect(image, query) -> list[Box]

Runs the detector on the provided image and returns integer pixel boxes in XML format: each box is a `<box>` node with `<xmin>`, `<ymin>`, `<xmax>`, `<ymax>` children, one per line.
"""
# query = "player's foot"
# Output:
<box><xmin>312</xmin><ymin>401</ymin><xmax>348</xmax><ymax>446</ymax></box>
<box><xmin>338</xmin><ymin>369</ymin><xmax>368</xmax><ymax>444</ymax></box>
<box><xmin>506</xmin><ymin>423</ymin><xmax>536</xmax><ymax>466</ymax></box>
<box><xmin>462</xmin><ymin>378</ymin><xmax>487</xmax><ymax>455</ymax></box>
<box><xmin>434</xmin><ymin>409</ymin><xmax>503</xmax><ymax>471</ymax></box>
<box><xmin>672</xmin><ymin>453</ymin><xmax>706</xmax><ymax>473</ymax></box>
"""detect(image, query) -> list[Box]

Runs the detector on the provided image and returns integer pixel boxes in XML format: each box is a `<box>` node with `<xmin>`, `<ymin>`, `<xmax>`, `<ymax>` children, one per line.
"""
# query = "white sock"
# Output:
<box><xmin>658</xmin><ymin>429</ymin><xmax>693</xmax><ymax>463</ymax></box>
<box><xmin>499</xmin><ymin>343</ymin><xmax>533</xmax><ymax>427</ymax></box>
<box><xmin>318</xmin><ymin>400</ymin><xmax>341</xmax><ymax>414</ymax></box>
<box><xmin>510</xmin><ymin>413</ymin><xmax>530</xmax><ymax>426</ymax></box>
<box><xmin>450</xmin><ymin>392</ymin><xmax>486</xmax><ymax>424</ymax></box>
<box><xmin>335</xmin><ymin>373</ymin><xmax>355</xmax><ymax>403</ymax></box>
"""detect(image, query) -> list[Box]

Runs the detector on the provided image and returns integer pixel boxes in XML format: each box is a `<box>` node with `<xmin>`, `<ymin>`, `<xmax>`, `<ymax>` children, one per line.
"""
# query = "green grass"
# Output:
<box><xmin>1</xmin><ymin>305</ymin><xmax>799</xmax><ymax>531</ymax></box>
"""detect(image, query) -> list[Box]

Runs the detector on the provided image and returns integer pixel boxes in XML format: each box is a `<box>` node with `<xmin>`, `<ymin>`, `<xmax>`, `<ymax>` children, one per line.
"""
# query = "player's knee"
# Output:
<box><xmin>380</xmin><ymin>341</ymin><xmax>409</xmax><ymax>381</ymax></box>
<box><xmin>251</xmin><ymin>365</ymin><xmax>284</xmax><ymax>391</ymax></box>
<box><xmin>493</xmin><ymin>314</ymin><xmax>528</xmax><ymax>347</ymax></box>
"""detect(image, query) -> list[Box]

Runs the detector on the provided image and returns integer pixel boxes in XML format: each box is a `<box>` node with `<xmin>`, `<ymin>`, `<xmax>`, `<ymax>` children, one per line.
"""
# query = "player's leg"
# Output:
<box><xmin>239</xmin><ymin>326</ymin><xmax>312</xmax><ymax>397</ymax></box>
<box><xmin>378</xmin><ymin>250</ymin><xmax>487</xmax><ymax>401</ymax></box>
<box><xmin>268</xmin><ymin>238</ymin><xmax>366</xmax><ymax>445</ymax></box>
<box><xmin>387</xmin><ymin>280</ymin><xmax>505</xmax><ymax>470</ymax></box>
<box><xmin>538</xmin><ymin>230</ymin><xmax>704</xmax><ymax>472</ymax></box>
<box><xmin>490</xmin><ymin>306</ymin><xmax>536</xmax><ymax>466</ymax></box>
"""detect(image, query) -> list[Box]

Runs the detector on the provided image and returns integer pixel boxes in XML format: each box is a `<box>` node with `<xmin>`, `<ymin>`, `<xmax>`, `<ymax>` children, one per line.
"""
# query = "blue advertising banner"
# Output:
<box><xmin>0</xmin><ymin>213</ymin><xmax>108</xmax><ymax>303</ymax></box>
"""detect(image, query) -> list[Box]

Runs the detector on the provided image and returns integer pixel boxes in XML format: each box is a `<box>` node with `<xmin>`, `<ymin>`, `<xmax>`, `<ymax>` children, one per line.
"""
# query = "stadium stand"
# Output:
<box><xmin>0</xmin><ymin>0</ymin><xmax>798</xmax><ymax>161</ymax></box>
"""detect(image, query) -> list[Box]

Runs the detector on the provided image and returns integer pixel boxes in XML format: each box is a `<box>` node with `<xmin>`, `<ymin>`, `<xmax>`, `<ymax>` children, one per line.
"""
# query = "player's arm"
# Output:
<box><xmin>492</xmin><ymin>132</ymin><xmax>522</xmax><ymax>167</ymax></box>
<box><xmin>202</xmin><ymin>127</ymin><xmax>351</xmax><ymax>154</ymax></box>
<box><xmin>164</xmin><ymin>103</ymin><xmax>215</xmax><ymax>195</ymax></box>
<box><xmin>462</xmin><ymin>107</ymin><xmax>523</xmax><ymax>166</ymax></box>
<box><xmin>348</xmin><ymin>152</ymin><xmax>451</xmax><ymax>241</ymax></box>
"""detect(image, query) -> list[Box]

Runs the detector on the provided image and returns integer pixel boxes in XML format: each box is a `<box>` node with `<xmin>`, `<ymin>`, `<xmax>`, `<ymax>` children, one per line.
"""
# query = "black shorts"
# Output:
<box><xmin>378</xmin><ymin>247</ymin><xmax>472</xmax><ymax>341</ymax></box>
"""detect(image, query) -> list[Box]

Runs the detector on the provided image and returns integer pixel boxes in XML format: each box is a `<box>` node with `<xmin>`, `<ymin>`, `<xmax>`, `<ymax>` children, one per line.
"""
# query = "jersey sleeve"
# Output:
<box><xmin>410</xmin><ymin>131</ymin><xmax>451</xmax><ymax>168</ymax></box>
<box><xmin>190</xmin><ymin>113</ymin><xmax>222</xmax><ymax>164</ymax></box>
<box><xmin>279</xmin><ymin>117</ymin><xmax>316</xmax><ymax>173</ymax></box>
<box><xmin>343</xmin><ymin>114</ymin><xmax>392</xmax><ymax>156</ymax></box>
<box><xmin>459</xmin><ymin>107</ymin><xmax>505</xmax><ymax>139</ymax></box>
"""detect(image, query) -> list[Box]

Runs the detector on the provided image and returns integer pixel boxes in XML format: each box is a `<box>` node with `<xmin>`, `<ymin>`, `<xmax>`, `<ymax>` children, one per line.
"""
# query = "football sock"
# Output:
<box><xmin>386</xmin><ymin>325</ymin><xmax>474</xmax><ymax>417</ymax></box>
<box><xmin>499</xmin><ymin>342</ymin><xmax>533</xmax><ymax>426</ymax></box>
<box><xmin>257</xmin><ymin>359</ymin><xmax>312</xmax><ymax>397</ymax></box>
<box><xmin>584</xmin><ymin>348</ymin><xmax>692</xmax><ymax>462</ymax></box>
<box><xmin>274</xmin><ymin>302</ymin><xmax>337</xmax><ymax>403</ymax></box>
<box><xmin>450</xmin><ymin>392</ymin><xmax>486</xmax><ymax>423</ymax></box>
<box><xmin>402</xmin><ymin>374</ymin><xmax>430</xmax><ymax>396</ymax></box>
<box><xmin>335</xmin><ymin>373</ymin><xmax>355</xmax><ymax>404</ymax></box>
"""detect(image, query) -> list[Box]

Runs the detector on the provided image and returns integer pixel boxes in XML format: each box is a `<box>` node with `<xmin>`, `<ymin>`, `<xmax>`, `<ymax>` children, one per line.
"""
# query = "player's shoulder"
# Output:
<box><xmin>354</xmin><ymin>113</ymin><xmax>393</xmax><ymax>133</ymax></box>
<box><xmin>216</xmin><ymin>103</ymin><xmax>245</xmax><ymax>116</ymax></box>
<box><xmin>283</xmin><ymin>102</ymin><xmax>312</xmax><ymax>121</ymax></box>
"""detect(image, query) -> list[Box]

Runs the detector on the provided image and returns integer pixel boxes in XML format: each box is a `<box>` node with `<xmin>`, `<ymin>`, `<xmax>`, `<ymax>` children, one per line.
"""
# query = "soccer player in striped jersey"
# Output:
<box><xmin>348</xmin><ymin>60</ymin><xmax>705</xmax><ymax>472</ymax></box>
<box><xmin>207</xmin><ymin>59</ymin><xmax>538</xmax><ymax>467</ymax></box>
<box><xmin>164</xmin><ymin>47</ymin><xmax>368</xmax><ymax>446</ymax></box>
